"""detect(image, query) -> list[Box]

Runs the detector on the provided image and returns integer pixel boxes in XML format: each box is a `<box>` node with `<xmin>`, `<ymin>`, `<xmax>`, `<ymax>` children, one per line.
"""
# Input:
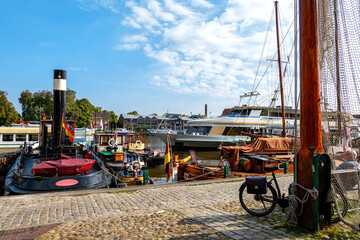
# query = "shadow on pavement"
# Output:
<box><xmin>0</xmin><ymin>223</ymin><xmax>60</xmax><ymax>240</ymax></box>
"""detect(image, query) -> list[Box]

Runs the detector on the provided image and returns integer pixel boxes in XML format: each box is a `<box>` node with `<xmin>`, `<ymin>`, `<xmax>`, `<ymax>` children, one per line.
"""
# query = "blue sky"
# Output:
<box><xmin>0</xmin><ymin>0</ymin><xmax>294</xmax><ymax>117</ymax></box>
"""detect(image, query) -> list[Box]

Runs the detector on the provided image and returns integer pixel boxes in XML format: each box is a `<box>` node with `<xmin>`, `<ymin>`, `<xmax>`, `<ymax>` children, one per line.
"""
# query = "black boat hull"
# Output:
<box><xmin>4</xmin><ymin>150</ymin><xmax>111</xmax><ymax>195</ymax></box>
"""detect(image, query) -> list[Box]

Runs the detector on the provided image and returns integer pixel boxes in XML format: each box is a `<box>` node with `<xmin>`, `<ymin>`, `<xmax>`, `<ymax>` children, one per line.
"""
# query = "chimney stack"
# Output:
<box><xmin>205</xmin><ymin>104</ymin><xmax>208</xmax><ymax>117</ymax></box>
<box><xmin>52</xmin><ymin>69</ymin><xmax>67</xmax><ymax>146</ymax></box>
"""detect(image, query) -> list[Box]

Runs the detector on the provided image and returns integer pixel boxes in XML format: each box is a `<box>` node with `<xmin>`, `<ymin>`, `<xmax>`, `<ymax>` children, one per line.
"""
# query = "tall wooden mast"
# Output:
<box><xmin>275</xmin><ymin>1</ymin><xmax>286</xmax><ymax>137</ymax></box>
<box><xmin>334</xmin><ymin>0</ymin><xmax>342</xmax><ymax>143</ymax></box>
<box><xmin>297</xmin><ymin>0</ymin><xmax>324</xmax><ymax>230</ymax></box>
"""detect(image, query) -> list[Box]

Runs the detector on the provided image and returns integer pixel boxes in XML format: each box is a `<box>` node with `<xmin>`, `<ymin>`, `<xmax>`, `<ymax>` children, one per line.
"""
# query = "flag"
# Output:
<box><xmin>164</xmin><ymin>133</ymin><xmax>171</xmax><ymax>182</ymax></box>
<box><xmin>114</xmin><ymin>127</ymin><xmax>118</xmax><ymax>144</ymax></box>
<box><xmin>342</xmin><ymin>125</ymin><xmax>351</xmax><ymax>152</ymax></box>
<box><xmin>62</xmin><ymin>116</ymin><xmax>74</xmax><ymax>142</ymax></box>
<box><xmin>100</xmin><ymin>119</ymin><xmax>104</xmax><ymax>130</ymax></box>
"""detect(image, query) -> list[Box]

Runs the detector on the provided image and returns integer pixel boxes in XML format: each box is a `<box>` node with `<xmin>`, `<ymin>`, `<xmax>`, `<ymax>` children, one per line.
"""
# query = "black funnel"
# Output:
<box><xmin>53</xmin><ymin>69</ymin><xmax>67</xmax><ymax>146</ymax></box>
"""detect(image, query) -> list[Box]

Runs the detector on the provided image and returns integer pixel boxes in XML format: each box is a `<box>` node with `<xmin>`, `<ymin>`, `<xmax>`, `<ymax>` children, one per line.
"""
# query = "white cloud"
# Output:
<box><xmin>147</xmin><ymin>0</ymin><xmax>176</xmax><ymax>22</ymax></box>
<box><xmin>122</xmin><ymin>16</ymin><xmax>142</xmax><ymax>29</ymax></box>
<box><xmin>122</xmin><ymin>34</ymin><xmax>148</xmax><ymax>42</ymax></box>
<box><xmin>77</xmin><ymin>0</ymin><xmax>121</xmax><ymax>13</ymax></box>
<box><xmin>119</xmin><ymin>0</ymin><xmax>295</xmax><ymax>104</ymax></box>
<box><xmin>113</xmin><ymin>43</ymin><xmax>140</xmax><ymax>50</ymax></box>
<box><xmin>191</xmin><ymin>0</ymin><xmax>214</xmax><ymax>8</ymax></box>
<box><xmin>164</xmin><ymin>0</ymin><xmax>194</xmax><ymax>18</ymax></box>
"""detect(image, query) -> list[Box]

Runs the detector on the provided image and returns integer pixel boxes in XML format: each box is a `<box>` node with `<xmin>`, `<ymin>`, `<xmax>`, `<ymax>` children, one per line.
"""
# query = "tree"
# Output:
<box><xmin>66</xmin><ymin>89</ymin><xmax>77</xmax><ymax>119</ymax></box>
<box><xmin>75</xmin><ymin>98</ymin><xmax>95</xmax><ymax>128</ymax></box>
<box><xmin>127</xmin><ymin>111</ymin><xmax>138</xmax><ymax>115</ymax></box>
<box><xmin>151</xmin><ymin>113</ymin><xmax>158</xmax><ymax>116</ymax></box>
<box><xmin>18</xmin><ymin>90</ymin><xmax>32</xmax><ymax>118</ymax></box>
<box><xmin>109</xmin><ymin>111</ymin><xmax>118</xmax><ymax>126</ymax></box>
<box><xmin>0</xmin><ymin>91</ymin><xmax>20</xmax><ymax>126</ymax></box>
<box><xmin>19</xmin><ymin>90</ymin><xmax>53</xmax><ymax>121</ymax></box>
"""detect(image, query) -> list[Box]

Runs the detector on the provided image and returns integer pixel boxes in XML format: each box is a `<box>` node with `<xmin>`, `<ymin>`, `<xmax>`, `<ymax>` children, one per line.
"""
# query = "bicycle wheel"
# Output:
<box><xmin>331</xmin><ymin>187</ymin><xmax>348</xmax><ymax>223</ymax></box>
<box><xmin>239</xmin><ymin>181</ymin><xmax>277</xmax><ymax>216</ymax></box>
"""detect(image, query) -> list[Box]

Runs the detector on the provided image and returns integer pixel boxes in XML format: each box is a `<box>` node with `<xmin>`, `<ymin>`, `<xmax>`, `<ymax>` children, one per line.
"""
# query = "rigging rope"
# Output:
<box><xmin>286</xmin><ymin>182</ymin><xmax>319</xmax><ymax>226</ymax></box>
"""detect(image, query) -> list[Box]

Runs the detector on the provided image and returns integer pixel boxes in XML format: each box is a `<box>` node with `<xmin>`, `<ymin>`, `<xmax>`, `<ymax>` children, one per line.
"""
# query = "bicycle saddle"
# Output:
<box><xmin>264</xmin><ymin>165</ymin><xmax>279</xmax><ymax>172</ymax></box>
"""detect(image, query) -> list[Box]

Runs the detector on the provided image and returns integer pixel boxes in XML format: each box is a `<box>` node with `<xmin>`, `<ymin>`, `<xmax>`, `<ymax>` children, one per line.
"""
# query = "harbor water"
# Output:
<box><xmin>146</xmin><ymin>135</ymin><xmax>220</xmax><ymax>183</ymax></box>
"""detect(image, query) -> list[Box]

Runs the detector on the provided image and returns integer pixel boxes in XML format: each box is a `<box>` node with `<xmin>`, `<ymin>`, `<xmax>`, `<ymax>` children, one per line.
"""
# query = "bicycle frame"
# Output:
<box><xmin>268</xmin><ymin>171</ymin><xmax>289</xmax><ymax>210</ymax></box>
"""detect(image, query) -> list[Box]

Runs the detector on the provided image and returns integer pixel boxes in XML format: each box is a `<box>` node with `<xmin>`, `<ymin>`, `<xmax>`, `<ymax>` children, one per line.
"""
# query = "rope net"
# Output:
<box><xmin>318</xmin><ymin>0</ymin><xmax>360</xmax><ymax>229</ymax></box>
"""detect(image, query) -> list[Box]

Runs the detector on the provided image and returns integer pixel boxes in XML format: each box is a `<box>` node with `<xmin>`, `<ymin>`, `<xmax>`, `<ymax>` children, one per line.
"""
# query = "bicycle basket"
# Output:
<box><xmin>246</xmin><ymin>176</ymin><xmax>267</xmax><ymax>194</ymax></box>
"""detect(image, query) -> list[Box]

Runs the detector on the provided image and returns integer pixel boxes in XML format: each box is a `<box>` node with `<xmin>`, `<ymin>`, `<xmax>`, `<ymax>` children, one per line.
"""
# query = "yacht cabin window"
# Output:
<box><xmin>16</xmin><ymin>134</ymin><xmax>26</xmax><ymax>142</ymax></box>
<box><xmin>3</xmin><ymin>134</ymin><xmax>13</xmax><ymax>142</ymax></box>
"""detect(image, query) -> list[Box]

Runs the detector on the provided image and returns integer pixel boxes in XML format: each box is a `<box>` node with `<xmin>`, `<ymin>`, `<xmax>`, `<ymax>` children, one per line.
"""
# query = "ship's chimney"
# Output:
<box><xmin>205</xmin><ymin>104</ymin><xmax>208</xmax><ymax>117</ymax></box>
<box><xmin>53</xmin><ymin>69</ymin><xmax>67</xmax><ymax>146</ymax></box>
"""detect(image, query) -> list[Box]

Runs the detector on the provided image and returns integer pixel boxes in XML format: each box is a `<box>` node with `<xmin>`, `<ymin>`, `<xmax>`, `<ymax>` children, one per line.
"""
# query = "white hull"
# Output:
<box><xmin>152</xmin><ymin>132</ymin><xmax>250</xmax><ymax>149</ymax></box>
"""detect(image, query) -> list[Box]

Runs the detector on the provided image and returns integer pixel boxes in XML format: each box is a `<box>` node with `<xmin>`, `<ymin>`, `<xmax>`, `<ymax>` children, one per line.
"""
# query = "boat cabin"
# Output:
<box><xmin>0</xmin><ymin>127</ymin><xmax>39</xmax><ymax>148</ymax></box>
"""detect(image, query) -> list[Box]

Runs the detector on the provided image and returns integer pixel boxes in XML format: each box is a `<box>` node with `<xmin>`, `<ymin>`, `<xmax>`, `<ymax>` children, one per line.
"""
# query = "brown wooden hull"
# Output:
<box><xmin>178</xmin><ymin>162</ymin><xmax>294</xmax><ymax>181</ymax></box>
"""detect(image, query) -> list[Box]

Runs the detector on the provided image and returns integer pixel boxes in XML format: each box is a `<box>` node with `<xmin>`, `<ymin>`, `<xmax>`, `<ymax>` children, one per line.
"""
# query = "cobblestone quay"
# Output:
<box><xmin>0</xmin><ymin>174</ymin><xmax>306</xmax><ymax>239</ymax></box>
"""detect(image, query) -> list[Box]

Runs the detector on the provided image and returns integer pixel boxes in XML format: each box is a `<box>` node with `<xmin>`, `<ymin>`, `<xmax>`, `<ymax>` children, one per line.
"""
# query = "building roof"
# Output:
<box><xmin>92</xmin><ymin>112</ymin><xmax>110</xmax><ymax>120</ymax></box>
<box><xmin>120</xmin><ymin>114</ymin><xmax>140</xmax><ymax>119</ymax></box>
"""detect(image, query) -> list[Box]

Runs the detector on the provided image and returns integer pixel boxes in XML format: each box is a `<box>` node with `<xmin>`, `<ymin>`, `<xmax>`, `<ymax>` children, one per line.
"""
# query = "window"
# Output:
<box><xmin>16</xmin><ymin>134</ymin><xmax>26</xmax><ymax>142</ymax></box>
<box><xmin>29</xmin><ymin>134</ymin><xmax>38</xmax><ymax>141</ymax></box>
<box><xmin>3</xmin><ymin>134</ymin><xmax>13</xmax><ymax>142</ymax></box>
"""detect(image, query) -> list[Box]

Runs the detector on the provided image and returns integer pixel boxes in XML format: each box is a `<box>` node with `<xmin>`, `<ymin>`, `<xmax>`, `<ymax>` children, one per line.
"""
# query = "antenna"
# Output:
<box><xmin>239</xmin><ymin>91</ymin><xmax>260</xmax><ymax>106</ymax></box>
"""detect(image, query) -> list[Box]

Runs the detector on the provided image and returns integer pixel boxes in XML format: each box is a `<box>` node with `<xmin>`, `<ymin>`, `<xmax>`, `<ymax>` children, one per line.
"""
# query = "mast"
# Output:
<box><xmin>334</xmin><ymin>0</ymin><xmax>342</xmax><ymax>143</ymax></box>
<box><xmin>275</xmin><ymin>1</ymin><xmax>286</xmax><ymax>137</ymax></box>
<box><xmin>297</xmin><ymin>0</ymin><xmax>324</xmax><ymax>230</ymax></box>
<box><xmin>294</xmin><ymin>0</ymin><xmax>298</xmax><ymax>180</ymax></box>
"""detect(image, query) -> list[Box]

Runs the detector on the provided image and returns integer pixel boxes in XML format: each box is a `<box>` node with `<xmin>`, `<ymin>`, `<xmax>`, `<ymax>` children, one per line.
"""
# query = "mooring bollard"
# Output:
<box><xmin>284</xmin><ymin>162</ymin><xmax>289</xmax><ymax>174</ymax></box>
<box><xmin>143</xmin><ymin>169</ymin><xmax>149</xmax><ymax>184</ymax></box>
<box><xmin>224</xmin><ymin>165</ymin><xmax>229</xmax><ymax>178</ymax></box>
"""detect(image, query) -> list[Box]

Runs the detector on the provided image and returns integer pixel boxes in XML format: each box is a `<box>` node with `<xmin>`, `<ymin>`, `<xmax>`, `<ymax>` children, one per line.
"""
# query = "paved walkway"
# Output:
<box><xmin>0</xmin><ymin>174</ymin><xmax>303</xmax><ymax>239</ymax></box>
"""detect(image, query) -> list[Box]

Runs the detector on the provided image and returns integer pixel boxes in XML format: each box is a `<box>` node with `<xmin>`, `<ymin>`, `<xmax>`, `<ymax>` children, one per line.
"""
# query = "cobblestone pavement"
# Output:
<box><xmin>0</xmin><ymin>175</ymin><xmax>306</xmax><ymax>239</ymax></box>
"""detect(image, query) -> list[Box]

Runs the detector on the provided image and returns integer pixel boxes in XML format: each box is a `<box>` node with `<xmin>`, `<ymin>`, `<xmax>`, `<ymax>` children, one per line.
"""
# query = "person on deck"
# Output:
<box><xmin>336</xmin><ymin>150</ymin><xmax>360</xmax><ymax>170</ymax></box>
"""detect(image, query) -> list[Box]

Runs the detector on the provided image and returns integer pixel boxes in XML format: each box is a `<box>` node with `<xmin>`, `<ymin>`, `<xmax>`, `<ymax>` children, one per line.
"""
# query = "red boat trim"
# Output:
<box><xmin>55</xmin><ymin>179</ymin><xmax>79</xmax><ymax>186</ymax></box>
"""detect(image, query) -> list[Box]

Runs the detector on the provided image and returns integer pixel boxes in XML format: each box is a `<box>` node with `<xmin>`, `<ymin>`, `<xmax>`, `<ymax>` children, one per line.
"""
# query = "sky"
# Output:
<box><xmin>0</xmin><ymin>0</ymin><xmax>295</xmax><ymax>117</ymax></box>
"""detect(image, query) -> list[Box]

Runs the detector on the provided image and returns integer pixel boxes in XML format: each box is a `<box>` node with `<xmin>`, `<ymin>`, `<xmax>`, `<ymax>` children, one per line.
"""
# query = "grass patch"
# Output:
<box><xmin>108</xmin><ymin>189</ymin><xmax>140</xmax><ymax>194</ymax></box>
<box><xmin>0</xmin><ymin>148</ymin><xmax>20</xmax><ymax>154</ymax></box>
<box><xmin>309</xmin><ymin>223</ymin><xmax>360</xmax><ymax>239</ymax></box>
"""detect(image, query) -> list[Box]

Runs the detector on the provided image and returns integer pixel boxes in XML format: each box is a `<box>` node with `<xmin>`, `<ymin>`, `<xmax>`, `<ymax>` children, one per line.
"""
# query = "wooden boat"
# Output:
<box><xmin>177</xmin><ymin>138</ymin><xmax>294</xmax><ymax>181</ymax></box>
<box><xmin>142</xmin><ymin>149</ymin><xmax>165</xmax><ymax>167</ymax></box>
<box><xmin>4</xmin><ymin>70</ymin><xmax>111</xmax><ymax>195</ymax></box>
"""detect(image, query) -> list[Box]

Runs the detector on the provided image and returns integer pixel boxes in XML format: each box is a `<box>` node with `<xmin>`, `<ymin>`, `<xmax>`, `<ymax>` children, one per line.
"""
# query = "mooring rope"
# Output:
<box><xmin>286</xmin><ymin>182</ymin><xmax>319</xmax><ymax>226</ymax></box>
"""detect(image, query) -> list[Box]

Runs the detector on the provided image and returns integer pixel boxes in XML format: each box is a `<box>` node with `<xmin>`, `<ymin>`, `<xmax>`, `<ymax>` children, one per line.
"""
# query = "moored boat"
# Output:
<box><xmin>177</xmin><ymin>138</ymin><xmax>294</xmax><ymax>181</ymax></box>
<box><xmin>4</xmin><ymin>70</ymin><xmax>111</xmax><ymax>195</ymax></box>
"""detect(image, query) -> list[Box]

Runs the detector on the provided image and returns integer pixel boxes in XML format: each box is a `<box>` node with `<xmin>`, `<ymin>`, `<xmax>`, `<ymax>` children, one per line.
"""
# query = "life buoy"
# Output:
<box><xmin>108</xmin><ymin>138</ymin><xmax>116</xmax><ymax>146</ymax></box>
<box><xmin>135</xmin><ymin>140</ymin><xmax>142</xmax><ymax>148</ymax></box>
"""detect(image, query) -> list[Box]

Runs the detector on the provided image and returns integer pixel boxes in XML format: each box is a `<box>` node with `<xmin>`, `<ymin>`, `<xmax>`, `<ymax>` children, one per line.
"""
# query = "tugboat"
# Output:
<box><xmin>90</xmin><ymin>131</ymin><xmax>146</xmax><ymax>186</ymax></box>
<box><xmin>4</xmin><ymin>70</ymin><xmax>111</xmax><ymax>195</ymax></box>
<box><xmin>115</xmin><ymin>152</ymin><xmax>144</xmax><ymax>186</ymax></box>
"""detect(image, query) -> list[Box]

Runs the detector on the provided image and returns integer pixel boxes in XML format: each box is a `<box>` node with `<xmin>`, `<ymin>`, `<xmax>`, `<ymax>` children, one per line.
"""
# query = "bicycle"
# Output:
<box><xmin>239</xmin><ymin>165</ymin><xmax>348</xmax><ymax>222</ymax></box>
<box><xmin>239</xmin><ymin>165</ymin><xmax>289</xmax><ymax>216</ymax></box>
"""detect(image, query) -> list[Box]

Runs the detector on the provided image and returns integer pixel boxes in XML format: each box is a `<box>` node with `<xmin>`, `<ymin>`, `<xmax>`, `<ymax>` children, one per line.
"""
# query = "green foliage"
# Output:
<box><xmin>151</xmin><ymin>113</ymin><xmax>158</xmax><ymax>116</ymax></box>
<box><xmin>66</xmin><ymin>89</ymin><xmax>77</xmax><ymax>119</ymax></box>
<box><xmin>18</xmin><ymin>90</ymin><xmax>53</xmax><ymax>121</ymax></box>
<box><xmin>0</xmin><ymin>91</ymin><xmax>20</xmax><ymax>126</ymax></box>
<box><xmin>109</xmin><ymin>111</ymin><xmax>118</xmax><ymax>125</ymax></box>
<box><xmin>133</xmin><ymin>126</ymin><xmax>152</xmax><ymax>133</ymax></box>
<box><xmin>75</xmin><ymin>98</ymin><xmax>95</xmax><ymax>128</ymax></box>
<box><xmin>127</xmin><ymin>111</ymin><xmax>138</xmax><ymax>115</ymax></box>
